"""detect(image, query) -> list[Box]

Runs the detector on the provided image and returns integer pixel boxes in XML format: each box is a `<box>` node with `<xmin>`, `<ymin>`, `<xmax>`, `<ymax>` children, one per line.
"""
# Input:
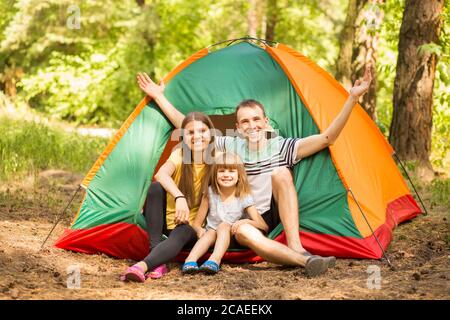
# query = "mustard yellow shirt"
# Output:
<box><xmin>165</xmin><ymin>148</ymin><xmax>208</xmax><ymax>230</ymax></box>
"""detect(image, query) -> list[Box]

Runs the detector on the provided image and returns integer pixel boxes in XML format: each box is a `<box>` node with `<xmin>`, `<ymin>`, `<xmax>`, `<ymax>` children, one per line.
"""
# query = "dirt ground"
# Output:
<box><xmin>0</xmin><ymin>170</ymin><xmax>448</xmax><ymax>300</ymax></box>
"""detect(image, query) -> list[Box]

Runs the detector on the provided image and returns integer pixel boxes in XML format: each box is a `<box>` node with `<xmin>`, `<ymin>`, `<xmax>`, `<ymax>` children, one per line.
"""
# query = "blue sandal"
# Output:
<box><xmin>199</xmin><ymin>260</ymin><xmax>220</xmax><ymax>274</ymax></box>
<box><xmin>181</xmin><ymin>261</ymin><xmax>199</xmax><ymax>274</ymax></box>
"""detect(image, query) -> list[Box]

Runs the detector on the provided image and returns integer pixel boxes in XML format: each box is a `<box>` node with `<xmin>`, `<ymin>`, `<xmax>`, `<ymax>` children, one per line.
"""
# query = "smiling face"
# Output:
<box><xmin>216</xmin><ymin>167</ymin><xmax>239</xmax><ymax>189</ymax></box>
<box><xmin>235</xmin><ymin>104</ymin><xmax>269</xmax><ymax>144</ymax></box>
<box><xmin>210</xmin><ymin>152</ymin><xmax>251</xmax><ymax>197</ymax></box>
<box><xmin>183</xmin><ymin>120</ymin><xmax>211</xmax><ymax>152</ymax></box>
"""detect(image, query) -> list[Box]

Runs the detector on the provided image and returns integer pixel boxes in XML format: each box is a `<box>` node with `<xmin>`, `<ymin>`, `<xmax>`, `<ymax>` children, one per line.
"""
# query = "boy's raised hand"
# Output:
<box><xmin>349</xmin><ymin>65</ymin><xmax>373</xmax><ymax>99</ymax></box>
<box><xmin>137</xmin><ymin>72</ymin><xmax>165</xmax><ymax>99</ymax></box>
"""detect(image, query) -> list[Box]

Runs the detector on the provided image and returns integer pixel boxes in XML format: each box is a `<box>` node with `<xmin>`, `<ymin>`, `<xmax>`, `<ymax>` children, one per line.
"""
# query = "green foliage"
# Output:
<box><xmin>376</xmin><ymin>0</ymin><xmax>450</xmax><ymax>170</ymax></box>
<box><xmin>0</xmin><ymin>0</ymin><xmax>348</xmax><ymax>124</ymax></box>
<box><xmin>0</xmin><ymin>0</ymin><xmax>18</xmax><ymax>43</ymax></box>
<box><xmin>150</xmin><ymin>0</ymin><xmax>234</xmax><ymax>80</ymax></box>
<box><xmin>376</xmin><ymin>0</ymin><xmax>404</xmax><ymax>138</ymax></box>
<box><xmin>0</xmin><ymin>117</ymin><xmax>108</xmax><ymax>182</ymax></box>
<box><xmin>1</xmin><ymin>0</ymin><xmax>157</xmax><ymax>125</ymax></box>
<box><xmin>431</xmin><ymin>1</ymin><xmax>450</xmax><ymax>170</ymax></box>
<box><xmin>0</xmin><ymin>0</ymin><xmax>250</xmax><ymax>126</ymax></box>
<box><xmin>429</xmin><ymin>178</ymin><xmax>450</xmax><ymax>209</ymax></box>
<box><xmin>397</xmin><ymin>160</ymin><xmax>449</xmax><ymax>210</ymax></box>
<box><xmin>418</xmin><ymin>43</ymin><xmax>443</xmax><ymax>56</ymax></box>
<box><xmin>276</xmin><ymin>0</ymin><xmax>347</xmax><ymax>72</ymax></box>
<box><xmin>0</xmin><ymin>0</ymin><xmax>448</xmax><ymax>172</ymax></box>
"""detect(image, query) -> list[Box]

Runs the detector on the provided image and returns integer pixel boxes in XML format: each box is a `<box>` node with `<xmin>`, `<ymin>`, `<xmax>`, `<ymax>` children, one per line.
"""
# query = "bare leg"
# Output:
<box><xmin>208</xmin><ymin>223</ymin><xmax>231</xmax><ymax>265</ymax></box>
<box><xmin>185</xmin><ymin>229</ymin><xmax>217</xmax><ymax>263</ymax></box>
<box><xmin>235</xmin><ymin>223</ymin><xmax>333</xmax><ymax>276</ymax></box>
<box><xmin>271</xmin><ymin>167</ymin><xmax>306</xmax><ymax>254</ymax></box>
<box><xmin>235</xmin><ymin>224</ymin><xmax>308</xmax><ymax>266</ymax></box>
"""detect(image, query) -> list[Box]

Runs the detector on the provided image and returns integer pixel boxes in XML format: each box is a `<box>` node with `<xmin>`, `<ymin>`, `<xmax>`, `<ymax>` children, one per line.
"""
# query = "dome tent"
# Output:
<box><xmin>54</xmin><ymin>39</ymin><xmax>422</xmax><ymax>262</ymax></box>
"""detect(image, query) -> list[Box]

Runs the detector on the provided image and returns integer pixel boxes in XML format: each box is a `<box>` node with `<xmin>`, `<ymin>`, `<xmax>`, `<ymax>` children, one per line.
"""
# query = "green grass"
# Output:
<box><xmin>397</xmin><ymin>160</ymin><xmax>450</xmax><ymax>210</ymax></box>
<box><xmin>0</xmin><ymin>117</ymin><xmax>108</xmax><ymax>182</ymax></box>
<box><xmin>429</xmin><ymin>178</ymin><xmax>450</xmax><ymax>209</ymax></box>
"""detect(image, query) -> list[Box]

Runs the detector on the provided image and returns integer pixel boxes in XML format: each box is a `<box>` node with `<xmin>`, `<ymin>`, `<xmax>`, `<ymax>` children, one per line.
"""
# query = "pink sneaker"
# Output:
<box><xmin>146</xmin><ymin>264</ymin><xmax>169</xmax><ymax>279</ymax></box>
<box><xmin>119</xmin><ymin>265</ymin><xmax>146</xmax><ymax>283</ymax></box>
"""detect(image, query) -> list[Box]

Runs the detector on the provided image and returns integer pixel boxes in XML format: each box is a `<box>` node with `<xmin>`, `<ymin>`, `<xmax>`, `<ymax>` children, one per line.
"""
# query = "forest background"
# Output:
<box><xmin>0</xmin><ymin>0</ymin><xmax>448</xmax><ymax>300</ymax></box>
<box><xmin>0</xmin><ymin>0</ymin><xmax>448</xmax><ymax>181</ymax></box>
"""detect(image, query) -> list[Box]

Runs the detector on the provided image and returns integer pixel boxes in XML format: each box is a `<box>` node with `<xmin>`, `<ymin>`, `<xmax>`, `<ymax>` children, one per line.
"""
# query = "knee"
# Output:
<box><xmin>217</xmin><ymin>222</ymin><xmax>231</xmax><ymax>233</ymax></box>
<box><xmin>205</xmin><ymin>229</ymin><xmax>217</xmax><ymax>240</ymax></box>
<box><xmin>271</xmin><ymin>167</ymin><xmax>293</xmax><ymax>186</ymax></box>
<box><xmin>234</xmin><ymin>224</ymin><xmax>261</xmax><ymax>245</ymax></box>
<box><xmin>174</xmin><ymin>224</ymin><xmax>196</xmax><ymax>240</ymax></box>
<box><xmin>183</xmin><ymin>224</ymin><xmax>197</xmax><ymax>237</ymax></box>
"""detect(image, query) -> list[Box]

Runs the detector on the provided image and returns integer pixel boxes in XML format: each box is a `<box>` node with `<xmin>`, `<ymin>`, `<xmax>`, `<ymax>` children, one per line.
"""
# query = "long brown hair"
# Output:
<box><xmin>209</xmin><ymin>152</ymin><xmax>251</xmax><ymax>199</ymax></box>
<box><xmin>179</xmin><ymin>112</ymin><xmax>215</xmax><ymax>208</ymax></box>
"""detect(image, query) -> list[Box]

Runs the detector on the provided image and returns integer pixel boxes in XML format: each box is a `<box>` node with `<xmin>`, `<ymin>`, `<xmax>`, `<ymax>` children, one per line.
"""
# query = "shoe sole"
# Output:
<box><xmin>182</xmin><ymin>268</ymin><xmax>199</xmax><ymax>275</ymax></box>
<box><xmin>200</xmin><ymin>267</ymin><xmax>219</xmax><ymax>275</ymax></box>
<box><xmin>125</xmin><ymin>273</ymin><xmax>145</xmax><ymax>282</ymax></box>
<box><xmin>305</xmin><ymin>258</ymin><xmax>328</xmax><ymax>277</ymax></box>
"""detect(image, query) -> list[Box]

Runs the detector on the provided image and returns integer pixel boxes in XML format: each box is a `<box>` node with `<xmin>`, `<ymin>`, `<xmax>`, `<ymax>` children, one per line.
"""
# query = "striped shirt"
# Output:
<box><xmin>215</xmin><ymin>136</ymin><xmax>300</xmax><ymax>214</ymax></box>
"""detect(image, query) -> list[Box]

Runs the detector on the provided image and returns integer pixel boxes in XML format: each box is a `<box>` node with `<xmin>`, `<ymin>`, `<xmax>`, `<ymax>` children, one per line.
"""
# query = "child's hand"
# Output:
<box><xmin>137</xmin><ymin>72</ymin><xmax>165</xmax><ymax>100</ymax></box>
<box><xmin>231</xmin><ymin>219</ymin><xmax>252</xmax><ymax>235</ymax></box>
<box><xmin>175</xmin><ymin>197</ymin><xmax>190</xmax><ymax>225</ymax></box>
<box><xmin>196</xmin><ymin>228</ymin><xmax>206</xmax><ymax>239</ymax></box>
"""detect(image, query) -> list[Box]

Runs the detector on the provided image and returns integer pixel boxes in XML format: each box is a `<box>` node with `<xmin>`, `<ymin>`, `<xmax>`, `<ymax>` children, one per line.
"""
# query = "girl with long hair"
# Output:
<box><xmin>121</xmin><ymin>111</ymin><xmax>215</xmax><ymax>282</ymax></box>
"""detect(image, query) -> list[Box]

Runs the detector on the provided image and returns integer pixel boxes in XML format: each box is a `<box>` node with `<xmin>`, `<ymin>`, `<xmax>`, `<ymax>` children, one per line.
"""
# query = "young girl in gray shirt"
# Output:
<box><xmin>182</xmin><ymin>152</ymin><xmax>268</xmax><ymax>274</ymax></box>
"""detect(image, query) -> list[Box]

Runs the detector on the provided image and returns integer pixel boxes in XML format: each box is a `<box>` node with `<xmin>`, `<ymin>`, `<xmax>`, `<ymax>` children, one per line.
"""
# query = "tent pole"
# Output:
<box><xmin>393</xmin><ymin>153</ymin><xmax>428</xmax><ymax>216</ymax></box>
<box><xmin>208</xmin><ymin>36</ymin><xmax>277</xmax><ymax>50</ymax></box>
<box><xmin>348</xmin><ymin>189</ymin><xmax>393</xmax><ymax>268</ymax></box>
<box><xmin>40</xmin><ymin>185</ymin><xmax>82</xmax><ymax>250</ymax></box>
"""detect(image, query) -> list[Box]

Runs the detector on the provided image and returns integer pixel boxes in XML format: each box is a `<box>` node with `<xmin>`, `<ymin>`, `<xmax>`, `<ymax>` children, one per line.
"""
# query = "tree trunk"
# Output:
<box><xmin>265</xmin><ymin>0</ymin><xmax>278</xmax><ymax>42</ymax></box>
<box><xmin>248</xmin><ymin>0</ymin><xmax>258</xmax><ymax>38</ymax></box>
<box><xmin>1</xmin><ymin>66</ymin><xmax>23</xmax><ymax>98</ymax></box>
<box><xmin>352</xmin><ymin>0</ymin><xmax>385</xmax><ymax>121</ymax></box>
<box><xmin>389</xmin><ymin>0</ymin><xmax>444</xmax><ymax>179</ymax></box>
<box><xmin>335</xmin><ymin>0</ymin><xmax>367</xmax><ymax>90</ymax></box>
